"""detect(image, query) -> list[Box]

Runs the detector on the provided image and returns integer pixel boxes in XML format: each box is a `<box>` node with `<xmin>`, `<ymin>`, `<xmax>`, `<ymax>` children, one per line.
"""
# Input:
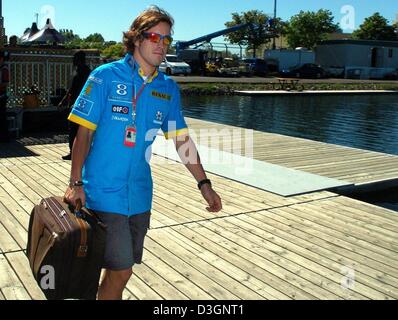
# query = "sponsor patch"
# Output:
<box><xmin>74</xmin><ymin>98</ymin><xmax>94</xmax><ymax>116</ymax></box>
<box><xmin>112</xmin><ymin>105</ymin><xmax>130</xmax><ymax>115</ymax></box>
<box><xmin>155</xmin><ymin>111</ymin><xmax>163</xmax><ymax>122</ymax></box>
<box><xmin>151</xmin><ymin>90</ymin><xmax>171</xmax><ymax>101</ymax></box>
<box><xmin>84</xmin><ymin>83</ymin><xmax>94</xmax><ymax>96</ymax></box>
<box><xmin>88</xmin><ymin>76</ymin><xmax>103</xmax><ymax>84</ymax></box>
<box><xmin>109</xmin><ymin>81</ymin><xmax>131</xmax><ymax>102</ymax></box>
<box><xmin>112</xmin><ymin>115</ymin><xmax>129</xmax><ymax>122</ymax></box>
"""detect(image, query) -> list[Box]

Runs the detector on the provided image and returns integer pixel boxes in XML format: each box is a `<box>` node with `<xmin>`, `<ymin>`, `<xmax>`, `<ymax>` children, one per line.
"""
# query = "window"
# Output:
<box><xmin>388</xmin><ymin>49</ymin><xmax>393</xmax><ymax>58</ymax></box>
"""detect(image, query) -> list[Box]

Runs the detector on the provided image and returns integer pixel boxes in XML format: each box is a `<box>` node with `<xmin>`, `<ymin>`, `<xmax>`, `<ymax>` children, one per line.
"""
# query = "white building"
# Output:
<box><xmin>316</xmin><ymin>39</ymin><xmax>398</xmax><ymax>79</ymax></box>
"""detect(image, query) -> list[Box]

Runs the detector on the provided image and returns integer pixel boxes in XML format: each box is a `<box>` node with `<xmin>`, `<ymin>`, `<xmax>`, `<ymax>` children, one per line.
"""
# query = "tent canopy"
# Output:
<box><xmin>21</xmin><ymin>19</ymin><xmax>65</xmax><ymax>44</ymax></box>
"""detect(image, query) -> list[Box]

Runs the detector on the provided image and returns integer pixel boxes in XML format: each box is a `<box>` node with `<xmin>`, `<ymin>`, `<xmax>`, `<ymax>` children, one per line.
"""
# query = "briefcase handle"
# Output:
<box><xmin>62</xmin><ymin>196</ymin><xmax>106</xmax><ymax>228</ymax></box>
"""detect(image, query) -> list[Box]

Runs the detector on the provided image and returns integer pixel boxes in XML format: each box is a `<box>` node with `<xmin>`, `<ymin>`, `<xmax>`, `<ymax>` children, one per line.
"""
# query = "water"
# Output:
<box><xmin>181</xmin><ymin>94</ymin><xmax>398</xmax><ymax>211</ymax></box>
<box><xmin>181</xmin><ymin>95</ymin><xmax>398</xmax><ymax>156</ymax></box>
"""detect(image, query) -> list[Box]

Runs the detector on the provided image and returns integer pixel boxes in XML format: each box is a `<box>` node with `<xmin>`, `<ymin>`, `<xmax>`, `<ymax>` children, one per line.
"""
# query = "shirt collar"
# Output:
<box><xmin>124</xmin><ymin>53</ymin><xmax>158</xmax><ymax>84</ymax></box>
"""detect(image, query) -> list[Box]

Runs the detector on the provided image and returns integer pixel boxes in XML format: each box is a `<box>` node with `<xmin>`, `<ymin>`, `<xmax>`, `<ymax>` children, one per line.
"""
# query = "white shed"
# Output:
<box><xmin>316</xmin><ymin>40</ymin><xmax>398</xmax><ymax>79</ymax></box>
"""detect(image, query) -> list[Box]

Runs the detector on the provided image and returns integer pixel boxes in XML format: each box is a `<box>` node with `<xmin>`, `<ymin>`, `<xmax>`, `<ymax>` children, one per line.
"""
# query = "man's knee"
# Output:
<box><xmin>104</xmin><ymin>268</ymin><xmax>133</xmax><ymax>285</ymax></box>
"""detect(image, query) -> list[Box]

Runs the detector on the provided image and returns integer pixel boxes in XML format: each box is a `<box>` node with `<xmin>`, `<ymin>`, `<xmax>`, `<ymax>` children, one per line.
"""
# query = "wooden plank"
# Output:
<box><xmin>0</xmin><ymin>220</ymin><xmax>21</xmax><ymax>253</ymax></box>
<box><xmin>314</xmin><ymin>198</ymin><xmax>398</xmax><ymax>232</ymax></box>
<box><xmin>132</xmin><ymin>263</ymin><xmax>187</xmax><ymax>300</ymax></box>
<box><xmin>0</xmin><ymin>201</ymin><xmax>28</xmax><ymax>249</ymax></box>
<box><xmin>5</xmin><ymin>252</ymin><xmax>46</xmax><ymax>300</ymax></box>
<box><xmin>173</xmin><ymin>223</ymin><xmax>315</xmax><ymax>300</ymax></box>
<box><xmin>272</xmin><ymin>205</ymin><xmax>398</xmax><ymax>275</ymax></box>
<box><xmin>220</xmin><ymin>213</ymin><xmax>397</xmax><ymax>299</ymax></box>
<box><xmin>0</xmin><ymin>169</ymin><xmax>43</xmax><ymax>217</ymax></box>
<box><xmin>145</xmin><ymin>236</ymin><xmax>239</xmax><ymax>299</ymax></box>
<box><xmin>142</xmin><ymin>249</ymin><xmax>214</xmax><ymax>299</ymax></box>
<box><xmin>124</xmin><ymin>268</ymin><xmax>164</xmax><ymax>300</ymax></box>
<box><xmin>151</xmin><ymin>228</ymin><xmax>280</xmax><ymax>300</ymax></box>
<box><xmin>0</xmin><ymin>167</ymin><xmax>43</xmax><ymax>206</ymax></box>
<box><xmin>0</xmin><ymin>254</ymin><xmax>31</xmax><ymax>300</ymax></box>
<box><xmin>299</xmin><ymin>202</ymin><xmax>398</xmax><ymax>253</ymax></box>
<box><xmin>245</xmin><ymin>210</ymin><xmax>398</xmax><ymax>296</ymax></box>
<box><xmin>332</xmin><ymin>197</ymin><xmax>398</xmax><ymax>223</ymax></box>
<box><xmin>195</xmin><ymin>219</ymin><xmax>369</xmax><ymax>300</ymax></box>
<box><xmin>0</xmin><ymin>176</ymin><xmax>31</xmax><ymax>229</ymax></box>
<box><xmin>153</xmin><ymin>166</ymin><xmax>263</xmax><ymax>212</ymax></box>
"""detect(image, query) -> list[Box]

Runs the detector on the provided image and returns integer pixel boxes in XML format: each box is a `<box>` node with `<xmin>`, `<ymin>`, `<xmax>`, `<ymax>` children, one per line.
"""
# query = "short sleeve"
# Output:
<box><xmin>68</xmin><ymin>68</ymin><xmax>107</xmax><ymax>131</ymax></box>
<box><xmin>161</xmin><ymin>84</ymin><xmax>188</xmax><ymax>139</ymax></box>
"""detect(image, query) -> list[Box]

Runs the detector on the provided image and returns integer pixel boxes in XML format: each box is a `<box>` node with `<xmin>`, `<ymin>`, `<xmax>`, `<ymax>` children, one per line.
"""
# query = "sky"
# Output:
<box><xmin>3</xmin><ymin>0</ymin><xmax>398</xmax><ymax>42</ymax></box>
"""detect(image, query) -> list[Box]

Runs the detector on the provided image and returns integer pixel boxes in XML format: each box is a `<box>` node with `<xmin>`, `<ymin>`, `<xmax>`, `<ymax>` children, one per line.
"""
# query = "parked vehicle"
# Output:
<box><xmin>242</xmin><ymin>58</ymin><xmax>268</xmax><ymax>76</ymax></box>
<box><xmin>383</xmin><ymin>70</ymin><xmax>398</xmax><ymax>80</ymax></box>
<box><xmin>159</xmin><ymin>54</ymin><xmax>191</xmax><ymax>76</ymax></box>
<box><xmin>279</xmin><ymin>63</ymin><xmax>327</xmax><ymax>79</ymax></box>
<box><xmin>205</xmin><ymin>57</ymin><xmax>240</xmax><ymax>77</ymax></box>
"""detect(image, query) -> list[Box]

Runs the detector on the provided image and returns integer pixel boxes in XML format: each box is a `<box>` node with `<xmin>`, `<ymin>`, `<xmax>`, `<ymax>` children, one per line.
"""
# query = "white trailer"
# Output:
<box><xmin>264</xmin><ymin>48</ymin><xmax>315</xmax><ymax>72</ymax></box>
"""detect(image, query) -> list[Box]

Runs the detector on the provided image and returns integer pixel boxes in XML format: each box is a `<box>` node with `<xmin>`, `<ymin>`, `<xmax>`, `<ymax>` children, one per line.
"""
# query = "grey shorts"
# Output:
<box><xmin>94</xmin><ymin>211</ymin><xmax>151</xmax><ymax>271</ymax></box>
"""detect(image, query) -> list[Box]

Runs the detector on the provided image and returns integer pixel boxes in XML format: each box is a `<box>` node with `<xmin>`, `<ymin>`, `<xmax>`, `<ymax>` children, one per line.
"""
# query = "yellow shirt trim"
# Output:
<box><xmin>68</xmin><ymin>113</ymin><xmax>97</xmax><ymax>131</ymax></box>
<box><xmin>164</xmin><ymin>128</ymin><xmax>189</xmax><ymax>140</ymax></box>
<box><xmin>138</xmin><ymin>68</ymin><xmax>159</xmax><ymax>83</ymax></box>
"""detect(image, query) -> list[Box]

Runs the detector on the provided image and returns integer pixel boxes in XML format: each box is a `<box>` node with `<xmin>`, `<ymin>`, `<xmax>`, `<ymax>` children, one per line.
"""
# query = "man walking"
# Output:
<box><xmin>0</xmin><ymin>50</ymin><xmax>10</xmax><ymax>143</ymax></box>
<box><xmin>64</xmin><ymin>6</ymin><xmax>222</xmax><ymax>300</ymax></box>
<box><xmin>59</xmin><ymin>51</ymin><xmax>91</xmax><ymax>160</ymax></box>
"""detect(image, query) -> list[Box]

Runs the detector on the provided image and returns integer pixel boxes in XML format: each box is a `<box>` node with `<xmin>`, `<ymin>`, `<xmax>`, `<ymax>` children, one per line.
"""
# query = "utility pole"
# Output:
<box><xmin>272</xmin><ymin>0</ymin><xmax>277</xmax><ymax>50</ymax></box>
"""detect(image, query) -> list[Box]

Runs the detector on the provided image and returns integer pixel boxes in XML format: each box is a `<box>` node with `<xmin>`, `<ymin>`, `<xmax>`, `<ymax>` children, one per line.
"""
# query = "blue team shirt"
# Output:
<box><xmin>68</xmin><ymin>53</ymin><xmax>188</xmax><ymax>216</ymax></box>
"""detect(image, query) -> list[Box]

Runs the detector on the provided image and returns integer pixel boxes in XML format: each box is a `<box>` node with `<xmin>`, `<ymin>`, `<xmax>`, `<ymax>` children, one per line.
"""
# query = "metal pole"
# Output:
<box><xmin>272</xmin><ymin>0</ymin><xmax>277</xmax><ymax>50</ymax></box>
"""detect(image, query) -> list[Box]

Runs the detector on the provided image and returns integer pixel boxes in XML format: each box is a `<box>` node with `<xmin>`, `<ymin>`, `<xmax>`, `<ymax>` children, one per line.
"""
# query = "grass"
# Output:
<box><xmin>178</xmin><ymin>82</ymin><xmax>398</xmax><ymax>95</ymax></box>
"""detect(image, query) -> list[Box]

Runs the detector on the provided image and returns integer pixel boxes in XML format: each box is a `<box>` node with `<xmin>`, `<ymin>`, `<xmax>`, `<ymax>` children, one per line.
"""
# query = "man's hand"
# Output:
<box><xmin>63</xmin><ymin>186</ymin><xmax>86</xmax><ymax>208</ymax></box>
<box><xmin>200</xmin><ymin>184</ymin><xmax>222</xmax><ymax>213</ymax></box>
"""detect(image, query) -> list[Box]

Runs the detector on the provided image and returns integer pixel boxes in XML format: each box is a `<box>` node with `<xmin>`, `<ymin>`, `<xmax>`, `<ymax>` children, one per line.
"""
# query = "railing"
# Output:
<box><xmin>7</xmin><ymin>52</ymin><xmax>101</xmax><ymax>107</ymax></box>
<box><xmin>8</xmin><ymin>61</ymin><xmax>73</xmax><ymax>106</ymax></box>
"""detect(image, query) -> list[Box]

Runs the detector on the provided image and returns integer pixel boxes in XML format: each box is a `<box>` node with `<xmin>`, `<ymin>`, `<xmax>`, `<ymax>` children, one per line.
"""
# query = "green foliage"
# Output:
<box><xmin>61</xmin><ymin>31</ymin><xmax>110</xmax><ymax>51</ymax></box>
<box><xmin>352</xmin><ymin>13</ymin><xmax>397</xmax><ymax>41</ymax></box>
<box><xmin>224</xmin><ymin>10</ymin><xmax>274</xmax><ymax>57</ymax></box>
<box><xmin>84</xmin><ymin>33</ymin><xmax>105</xmax><ymax>43</ymax></box>
<box><xmin>101</xmin><ymin>43</ymin><xmax>125</xmax><ymax>58</ymax></box>
<box><xmin>284</xmin><ymin>10</ymin><xmax>340</xmax><ymax>49</ymax></box>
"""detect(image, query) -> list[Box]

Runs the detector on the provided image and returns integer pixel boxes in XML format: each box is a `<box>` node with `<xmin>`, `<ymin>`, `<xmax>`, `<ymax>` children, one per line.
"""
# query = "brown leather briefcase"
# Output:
<box><xmin>27</xmin><ymin>196</ymin><xmax>106</xmax><ymax>300</ymax></box>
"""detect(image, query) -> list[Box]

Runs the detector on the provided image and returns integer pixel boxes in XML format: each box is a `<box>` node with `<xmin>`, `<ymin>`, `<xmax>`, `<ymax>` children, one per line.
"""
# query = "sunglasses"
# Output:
<box><xmin>142</xmin><ymin>32</ymin><xmax>173</xmax><ymax>46</ymax></box>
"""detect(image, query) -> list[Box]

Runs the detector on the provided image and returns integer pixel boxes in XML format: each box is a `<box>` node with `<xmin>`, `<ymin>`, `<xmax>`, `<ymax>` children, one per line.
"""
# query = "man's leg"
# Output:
<box><xmin>63</xmin><ymin>121</ymin><xmax>78</xmax><ymax>159</ymax></box>
<box><xmin>97</xmin><ymin>268</ymin><xmax>133</xmax><ymax>300</ymax></box>
<box><xmin>0</xmin><ymin>97</ymin><xmax>9</xmax><ymax>142</ymax></box>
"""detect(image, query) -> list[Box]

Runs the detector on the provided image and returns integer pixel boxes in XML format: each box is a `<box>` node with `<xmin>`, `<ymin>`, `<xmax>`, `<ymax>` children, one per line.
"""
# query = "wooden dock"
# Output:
<box><xmin>0</xmin><ymin>118</ymin><xmax>398</xmax><ymax>300</ymax></box>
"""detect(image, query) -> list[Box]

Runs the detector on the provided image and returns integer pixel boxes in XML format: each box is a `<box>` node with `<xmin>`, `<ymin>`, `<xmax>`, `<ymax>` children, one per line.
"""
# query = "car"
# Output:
<box><xmin>383</xmin><ymin>70</ymin><xmax>398</xmax><ymax>80</ymax></box>
<box><xmin>280</xmin><ymin>63</ymin><xmax>327</xmax><ymax>79</ymax></box>
<box><xmin>242</xmin><ymin>58</ymin><xmax>268</xmax><ymax>76</ymax></box>
<box><xmin>159</xmin><ymin>54</ymin><xmax>191</xmax><ymax>76</ymax></box>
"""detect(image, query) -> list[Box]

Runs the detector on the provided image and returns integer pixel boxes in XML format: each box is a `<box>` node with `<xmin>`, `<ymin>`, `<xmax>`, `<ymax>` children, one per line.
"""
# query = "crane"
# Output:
<box><xmin>174</xmin><ymin>20</ymin><xmax>276</xmax><ymax>74</ymax></box>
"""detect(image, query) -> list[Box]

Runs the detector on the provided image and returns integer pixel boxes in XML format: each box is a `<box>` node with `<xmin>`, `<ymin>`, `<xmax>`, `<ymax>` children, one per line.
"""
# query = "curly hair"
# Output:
<box><xmin>123</xmin><ymin>6</ymin><xmax>174</xmax><ymax>55</ymax></box>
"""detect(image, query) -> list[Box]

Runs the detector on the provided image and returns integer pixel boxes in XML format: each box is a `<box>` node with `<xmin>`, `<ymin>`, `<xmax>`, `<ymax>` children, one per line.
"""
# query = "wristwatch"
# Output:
<box><xmin>197</xmin><ymin>179</ymin><xmax>211</xmax><ymax>190</ymax></box>
<box><xmin>69</xmin><ymin>180</ymin><xmax>84</xmax><ymax>188</ymax></box>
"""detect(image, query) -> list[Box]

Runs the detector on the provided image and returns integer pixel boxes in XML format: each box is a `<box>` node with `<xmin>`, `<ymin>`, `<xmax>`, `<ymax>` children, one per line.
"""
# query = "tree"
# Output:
<box><xmin>352</xmin><ymin>13</ymin><xmax>397</xmax><ymax>41</ymax></box>
<box><xmin>224</xmin><ymin>10</ymin><xmax>274</xmax><ymax>58</ymax></box>
<box><xmin>85</xmin><ymin>33</ymin><xmax>105</xmax><ymax>43</ymax></box>
<box><xmin>102</xmin><ymin>43</ymin><xmax>125</xmax><ymax>58</ymax></box>
<box><xmin>284</xmin><ymin>10</ymin><xmax>340</xmax><ymax>49</ymax></box>
<box><xmin>59</xmin><ymin>29</ymin><xmax>80</xmax><ymax>42</ymax></box>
